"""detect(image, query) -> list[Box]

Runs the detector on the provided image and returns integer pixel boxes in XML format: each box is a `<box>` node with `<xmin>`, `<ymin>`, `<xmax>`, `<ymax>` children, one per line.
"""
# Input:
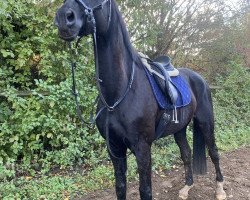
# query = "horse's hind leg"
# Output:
<box><xmin>174</xmin><ymin>127</ymin><xmax>193</xmax><ymax>200</ymax></box>
<box><xmin>194</xmin><ymin>100</ymin><xmax>226</xmax><ymax>199</ymax></box>
<box><xmin>202</xmin><ymin>123</ymin><xmax>226</xmax><ymax>199</ymax></box>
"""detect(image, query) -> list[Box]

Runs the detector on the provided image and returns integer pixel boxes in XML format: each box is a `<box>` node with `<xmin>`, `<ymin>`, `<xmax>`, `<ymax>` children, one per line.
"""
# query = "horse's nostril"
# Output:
<box><xmin>67</xmin><ymin>11</ymin><xmax>74</xmax><ymax>22</ymax></box>
<box><xmin>66</xmin><ymin>9</ymin><xmax>76</xmax><ymax>26</ymax></box>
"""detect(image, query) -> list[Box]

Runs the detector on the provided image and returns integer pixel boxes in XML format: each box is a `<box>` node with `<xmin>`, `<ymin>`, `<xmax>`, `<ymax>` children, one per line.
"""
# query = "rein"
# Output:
<box><xmin>93</xmin><ymin>32</ymin><xmax>135</xmax><ymax>112</ymax></box>
<box><xmin>69</xmin><ymin>0</ymin><xmax>135</xmax><ymax>135</ymax></box>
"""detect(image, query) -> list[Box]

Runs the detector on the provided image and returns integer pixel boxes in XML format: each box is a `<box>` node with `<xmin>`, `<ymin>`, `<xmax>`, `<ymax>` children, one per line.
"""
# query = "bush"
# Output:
<box><xmin>213</xmin><ymin>62</ymin><xmax>250</xmax><ymax>149</ymax></box>
<box><xmin>213</xmin><ymin>62</ymin><xmax>250</xmax><ymax>130</ymax></box>
<box><xmin>0</xmin><ymin>0</ymin><xmax>104</xmax><ymax>172</ymax></box>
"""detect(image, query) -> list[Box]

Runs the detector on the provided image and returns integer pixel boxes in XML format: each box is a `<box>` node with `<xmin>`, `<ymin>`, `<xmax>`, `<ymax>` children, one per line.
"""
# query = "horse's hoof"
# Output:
<box><xmin>179</xmin><ymin>193</ymin><xmax>188</xmax><ymax>200</ymax></box>
<box><xmin>216</xmin><ymin>181</ymin><xmax>227</xmax><ymax>200</ymax></box>
<box><xmin>179</xmin><ymin>185</ymin><xmax>193</xmax><ymax>200</ymax></box>
<box><xmin>216</xmin><ymin>192</ymin><xmax>227</xmax><ymax>200</ymax></box>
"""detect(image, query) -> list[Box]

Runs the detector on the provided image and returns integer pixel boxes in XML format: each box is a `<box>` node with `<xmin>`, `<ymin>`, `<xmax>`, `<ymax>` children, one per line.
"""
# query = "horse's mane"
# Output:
<box><xmin>109</xmin><ymin>0</ymin><xmax>140</xmax><ymax>63</ymax></box>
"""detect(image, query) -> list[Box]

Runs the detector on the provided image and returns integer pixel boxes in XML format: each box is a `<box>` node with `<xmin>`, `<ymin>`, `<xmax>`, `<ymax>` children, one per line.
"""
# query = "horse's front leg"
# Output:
<box><xmin>135</xmin><ymin>140</ymin><xmax>152</xmax><ymax>200</ymax></box>
<box><xmin>109</xmin><ymin>152</ymin><xmax>127</xmax><ymax>200</ymax></box>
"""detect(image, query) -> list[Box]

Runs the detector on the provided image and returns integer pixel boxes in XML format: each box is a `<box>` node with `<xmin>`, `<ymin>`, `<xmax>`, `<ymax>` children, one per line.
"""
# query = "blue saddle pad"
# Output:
<box><xmin>144</xmin><ymin>68</ymin><xmax>191</xmax><ymax>109</ymax></box>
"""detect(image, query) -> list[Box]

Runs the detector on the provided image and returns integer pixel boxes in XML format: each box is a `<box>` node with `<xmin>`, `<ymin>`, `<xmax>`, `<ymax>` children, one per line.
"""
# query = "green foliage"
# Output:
<box><xmin>0</xmin><ymin>0</ymin><xmax>102</xmax><ymax>173</ymax></box>
<box><xmin>213</xmin><ymin>62</ymin><xmax>250</xmax><ymax>130</ymax></box>
<box><xmin>152</xmin><ymin>136</ymin><xmax>180</xmax><ymax>171</ymax></box>
<box><xmin>213</xmin><ymin>62</ymin><xmax>250</xmax><ymax>150</ymax></box>
<box><xmin>0</xmin><ymin>160</ymin><xmax>15</xmax><ymax>181</ymax></box>
<box><xmin>0</xmin><ymin>175</ymin><xmax>78</xmax><ymax>200</ymax></box>
<box><xmin>216</xmin><ymin>128</ymin><xmax>250</xmax><ymax>151</ymax></box>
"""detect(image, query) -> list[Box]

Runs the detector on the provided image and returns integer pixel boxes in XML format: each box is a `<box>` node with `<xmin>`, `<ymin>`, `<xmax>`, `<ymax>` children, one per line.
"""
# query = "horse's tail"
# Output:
<box><xmin>192</xmin><ymin>117</ymin><xmax>207</xmax><ymax>174</ymax></box>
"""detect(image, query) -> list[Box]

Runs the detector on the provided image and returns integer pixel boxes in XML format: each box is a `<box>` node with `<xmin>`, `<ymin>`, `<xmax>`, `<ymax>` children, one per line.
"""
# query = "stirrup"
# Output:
<box><xmin>172</xmin><ymin>106</ymin><xmax>179</xmax><ymax>124</ymax></box>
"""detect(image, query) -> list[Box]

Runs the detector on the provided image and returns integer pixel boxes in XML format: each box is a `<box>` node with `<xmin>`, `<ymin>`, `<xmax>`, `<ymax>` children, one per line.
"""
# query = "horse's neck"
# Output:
<box><xmin>96</xmin><ymin>8</ymin><xmax>134</xmax><ymax>105</ymax></box>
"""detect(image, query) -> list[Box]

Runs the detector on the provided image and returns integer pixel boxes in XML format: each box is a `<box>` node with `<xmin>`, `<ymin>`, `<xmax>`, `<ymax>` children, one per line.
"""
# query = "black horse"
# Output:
<box><xmin>54</xmin><ymin>0</ymin><xmax>226</xmax><ymax>199</ymax></box>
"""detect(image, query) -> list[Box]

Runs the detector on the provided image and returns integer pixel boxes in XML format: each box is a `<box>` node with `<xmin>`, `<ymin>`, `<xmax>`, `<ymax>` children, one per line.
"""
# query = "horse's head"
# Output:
<box><xmin>54</xmin><ymin>0</ymin><xmax>111</xmax><ymax>41</ymax></box>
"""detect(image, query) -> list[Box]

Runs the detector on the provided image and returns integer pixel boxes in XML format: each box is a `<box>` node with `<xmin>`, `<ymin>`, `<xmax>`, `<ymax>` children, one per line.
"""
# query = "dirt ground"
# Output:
<box><xmin>82</xmin><ymin>147</ymin><xmax>250</xmax><ymax>200</ymax></box>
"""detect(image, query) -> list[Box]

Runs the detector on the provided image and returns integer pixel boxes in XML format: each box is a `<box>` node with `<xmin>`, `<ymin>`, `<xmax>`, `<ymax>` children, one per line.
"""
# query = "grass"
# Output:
<box><xmin>216</xmin><ymin>126</ymin><xmax>250</xmax><ymax>151</ymax></box>
<box><xmin>0</xmin><ymin>127</ymin><xmax>249</xmax><ymax>200</ymax></box>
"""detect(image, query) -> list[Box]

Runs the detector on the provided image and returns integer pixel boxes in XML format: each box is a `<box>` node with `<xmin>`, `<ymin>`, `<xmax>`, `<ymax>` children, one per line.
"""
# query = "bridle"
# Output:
<box><xmin>75</xmin><ymin>0</ymin><xmax>112</xmax><ymax>35</ymax></box>
<box><xmin>68</xmin><ymin>0</ymin><xmax>135</xmax><ymax>128</ymax></box>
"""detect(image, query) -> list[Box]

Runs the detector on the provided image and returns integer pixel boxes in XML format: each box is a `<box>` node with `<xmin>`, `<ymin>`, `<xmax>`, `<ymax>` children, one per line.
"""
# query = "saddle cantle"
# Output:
<box><xmin>139</xmin><ymin>53</ymin><xmax>179</xmax><ymax>77</ymax></box>
<box><xmin>153</xmin><ymin>55</ymin><xmax>175</xmax><ymax>71</ymax></box>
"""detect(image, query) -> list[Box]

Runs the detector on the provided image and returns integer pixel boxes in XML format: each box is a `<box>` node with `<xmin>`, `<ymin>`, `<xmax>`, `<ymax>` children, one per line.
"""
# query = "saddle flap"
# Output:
<box><xmin>151</xmin><ymin>62</ymin><xmax>178</xmax><ymax>104</ymax></box>
<box><xmin>145</xmin><ymin>68</ymin><xmax>192</xmax><ymax>110</ymax></box>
